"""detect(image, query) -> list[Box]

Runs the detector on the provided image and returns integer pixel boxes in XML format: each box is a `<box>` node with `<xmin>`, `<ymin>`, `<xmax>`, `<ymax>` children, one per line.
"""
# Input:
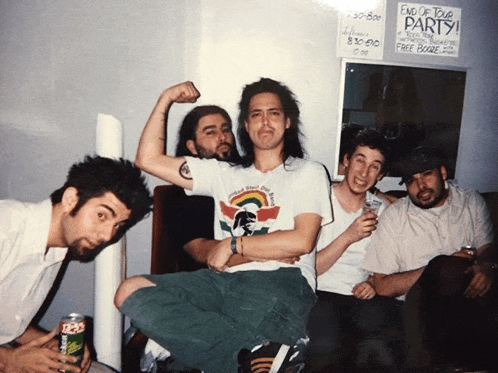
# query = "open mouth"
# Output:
<box><xmin>418</xmin><ymin>190</ymin><xmax>433</xmax><ymax>201</ymax></box>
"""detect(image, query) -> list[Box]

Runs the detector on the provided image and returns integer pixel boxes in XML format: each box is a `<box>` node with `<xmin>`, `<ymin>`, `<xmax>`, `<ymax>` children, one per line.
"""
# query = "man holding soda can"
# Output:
<box><xmin>0</xmin><ymin>156</ymin><xmax>152</xmax><ymax>373</ymax></box>
<box><xmin>362</xmin><ymin>145</ymin><xmax>497</xmax><ymax>370</ymax></box>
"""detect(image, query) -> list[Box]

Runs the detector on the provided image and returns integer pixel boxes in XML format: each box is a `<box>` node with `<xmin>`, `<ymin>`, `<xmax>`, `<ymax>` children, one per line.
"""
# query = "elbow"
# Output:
<box><xmin>134</xmin><ymin>155</ymin><xmax>145</xmax><ymax>171</ymax></box>
<box><xmin>295</xmin><ymin>237</ymin><xmax>316</xmax><ymax>256</ymax></box>
<box><xmin>134</xmin><ymin>155</ymin><xmax>154</xmax><ymax>175</ymax></box>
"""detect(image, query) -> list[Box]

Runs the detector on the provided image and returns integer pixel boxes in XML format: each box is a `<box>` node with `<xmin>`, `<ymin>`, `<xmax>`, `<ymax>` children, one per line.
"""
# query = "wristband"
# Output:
<box><xmin>230</xmin><ymin>236</ymin><xmax>237</xmax><ymax>254</ymax></box>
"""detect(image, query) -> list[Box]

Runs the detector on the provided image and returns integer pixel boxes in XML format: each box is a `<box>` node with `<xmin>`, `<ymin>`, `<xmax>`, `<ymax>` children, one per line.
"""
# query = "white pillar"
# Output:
<box><xmin>94</xmin><ymin>113</ymin><xmax>124</xmax><ymax>371</ymax></box>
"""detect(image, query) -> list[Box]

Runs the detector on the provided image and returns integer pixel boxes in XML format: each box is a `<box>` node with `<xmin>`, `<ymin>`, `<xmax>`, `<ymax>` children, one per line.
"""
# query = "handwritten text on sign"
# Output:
<box><xmin>396</xmin><ymin>3</ymin><xmax>461</xmax><ymax>57</ymax></box>
<box><xmin>337</xmin><ymin>1</ymin><xmax>386</xmax><ymax>60</ymax></box>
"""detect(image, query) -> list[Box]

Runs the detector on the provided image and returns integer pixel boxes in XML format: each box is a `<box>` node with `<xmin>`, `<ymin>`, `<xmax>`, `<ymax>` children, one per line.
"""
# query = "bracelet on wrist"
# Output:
<box><xmin>230</xmin><ymin>236</ymin><xmax>237</xmax><ymax>254</ymax></box>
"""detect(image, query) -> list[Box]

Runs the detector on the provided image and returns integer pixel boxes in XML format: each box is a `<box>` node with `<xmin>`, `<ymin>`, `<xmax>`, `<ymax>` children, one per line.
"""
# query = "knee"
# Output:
<box><xmin>114</xmin><ymin>276</ymin><xmax>155</xmax><ymax>309</ymax></box>
<box><xmin>422</xmin><ymin>255</ymin><xmax>472</xmax><ymax>297</ymax></box>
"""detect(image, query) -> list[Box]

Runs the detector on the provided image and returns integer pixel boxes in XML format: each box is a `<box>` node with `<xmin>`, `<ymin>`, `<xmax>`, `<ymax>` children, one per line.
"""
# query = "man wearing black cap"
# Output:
<box><xmin>362</xmin><ymin>146</ymin><xmax>496</xmax><ymax>369</ymax></box>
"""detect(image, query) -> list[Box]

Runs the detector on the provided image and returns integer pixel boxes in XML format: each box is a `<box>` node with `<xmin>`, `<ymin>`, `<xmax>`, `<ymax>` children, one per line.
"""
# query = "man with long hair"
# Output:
<box><xmin>115</xmin><ymin>79</ymin><xmax>332</xmax><ymax>373</ymax></box>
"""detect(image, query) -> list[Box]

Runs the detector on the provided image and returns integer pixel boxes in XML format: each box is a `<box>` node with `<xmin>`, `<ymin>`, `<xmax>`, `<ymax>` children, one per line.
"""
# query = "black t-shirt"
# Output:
<box><xmin>157</xmin><ymin>186</ymin><xmax>214</xmax><ymax>273</ymax></box>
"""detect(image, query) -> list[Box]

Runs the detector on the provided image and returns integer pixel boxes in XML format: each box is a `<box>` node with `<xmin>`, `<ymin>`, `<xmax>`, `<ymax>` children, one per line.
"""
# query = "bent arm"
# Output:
<box><xmin>135</xmin><ymin>82</ymin><xmax>200</xmax><ymax>190</ymax></box>
<box><xmin>184</xmin><ymin>238</ymin><xmax>252</xmax><ymax>267</ymax></box>
<box><xmin>207</xmin><ymin>213</ymin><xmax>323</xmax><ymax>272</ymax></box>
<box><xmin>316</xmin><ymin>233</ymin><xmax>352</xmax><ymax>276</ymax></box>
<box><xmin>371</xmin><ymin>267</ymin><xmax>425</xmax><ymax>298</ymax></box>
<box><xmin>316</xmin><ymin>213</ymin><xmax>378</xmax><ymax>276</ymax></box>
<box><xmin>242</xmin><ymin>213</ymin><xmax>322</xmax><ymax>260</ymax></box>
<box><xmin>0</xmin><ymin>329</ymin><xmax>81</xmax><ymax>373</ymax></box>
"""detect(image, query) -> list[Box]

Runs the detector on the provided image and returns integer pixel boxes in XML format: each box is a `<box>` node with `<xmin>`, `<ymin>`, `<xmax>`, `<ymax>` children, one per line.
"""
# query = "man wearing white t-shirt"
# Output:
<box><xmin>305</xmin><ymin>130</ymin><xmax>403</xmax><ymax>372</ymax></box>
<box><xmin>115</xmin><ymin>79</ymin><xmax>332</xmax><ymax>373</ymax></box>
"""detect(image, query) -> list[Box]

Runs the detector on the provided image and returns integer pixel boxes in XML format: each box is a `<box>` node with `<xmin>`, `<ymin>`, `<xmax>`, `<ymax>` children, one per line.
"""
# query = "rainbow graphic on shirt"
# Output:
<box><xmin>219</xmin><ymin>189</ymin><xmax>280</xmax><ymax>236</ymax></box>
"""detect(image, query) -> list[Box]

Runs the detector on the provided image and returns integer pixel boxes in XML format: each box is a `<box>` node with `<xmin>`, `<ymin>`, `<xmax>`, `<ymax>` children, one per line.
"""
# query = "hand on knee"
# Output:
<box><xmin>114</xmin><ymin>276</ymin><xmax>155</xmax><ymax>309</ymax></box>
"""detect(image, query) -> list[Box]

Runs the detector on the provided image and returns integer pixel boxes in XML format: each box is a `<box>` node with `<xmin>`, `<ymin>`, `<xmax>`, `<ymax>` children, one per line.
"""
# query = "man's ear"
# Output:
<box><xmin>186</xmin><ymin>140</ymin><xmax>198</xmax><ymax>156</ymax></box>
<box><xmin>342</xmin><ymin>154</ymin><xmax>350</xmax><ymax>169</ymax></box>
<box><xmin>377</xmin><ymin>172</ymin><xmax>385</xmax><ymax>182</ymax></box>
<box><xmin>61</xmin><ymin>187</ymin><xmax>79</xmax><ymax>213</ymax></box>
<box><xmin>439</xmin><ymin>165</ymin><xmax>448</xmax><ymax>181</ymax></box>
<box><xmin>285</xmin><ymin>117</ymin><xmax>291</xmax><ymax>129</ymax></box>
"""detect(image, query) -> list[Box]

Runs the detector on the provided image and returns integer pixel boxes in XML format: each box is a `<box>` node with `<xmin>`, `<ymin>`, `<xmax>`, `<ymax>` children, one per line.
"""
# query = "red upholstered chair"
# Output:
<box><xmin>122</xmin><ymin>185</ymin><xmax>206</xmax><ymax>373</ymax></box>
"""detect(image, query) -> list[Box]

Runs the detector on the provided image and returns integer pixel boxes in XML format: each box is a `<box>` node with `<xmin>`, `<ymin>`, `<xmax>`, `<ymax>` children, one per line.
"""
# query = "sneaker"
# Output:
<box><xmin>238</xmin><ymin>341</ymin><xmax>305</xmax><ymax>373</ymax></box>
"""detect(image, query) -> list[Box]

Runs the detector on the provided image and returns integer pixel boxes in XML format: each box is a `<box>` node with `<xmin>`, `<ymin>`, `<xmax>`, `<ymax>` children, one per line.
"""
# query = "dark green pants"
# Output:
<box><xmin>120</xmin><ymin>268</ymin><xmax>316</xmax><ymax>373</ymax></box>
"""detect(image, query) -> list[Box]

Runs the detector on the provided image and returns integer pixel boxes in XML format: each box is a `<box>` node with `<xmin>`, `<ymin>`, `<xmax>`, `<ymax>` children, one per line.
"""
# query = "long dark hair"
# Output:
<box><xmin>175</xmin><ymin>105</ymin><xmax>241</xmax><ymax>163</ymax></box>
<box><xmin>237</xmin><ymin>78</ymin><xmax>304</xmax><ymax>167</ymax></box>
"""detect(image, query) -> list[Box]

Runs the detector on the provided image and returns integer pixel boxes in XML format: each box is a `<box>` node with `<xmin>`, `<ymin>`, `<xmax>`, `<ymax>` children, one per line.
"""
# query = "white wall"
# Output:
<box><xmin>1</xmin><ymin>0</ymin><xmax>497</xmax><ymax>342</ymax></box>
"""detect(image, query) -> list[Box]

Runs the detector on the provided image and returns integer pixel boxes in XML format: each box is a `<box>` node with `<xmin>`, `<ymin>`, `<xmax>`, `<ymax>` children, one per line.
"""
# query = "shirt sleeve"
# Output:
<box><xmin>184</xmin><ymin>157</ymin><xmax>220</xmax><ymax>197</ymax></box>
<box><xmin>362</xmin><ymin>206</ymin><xmax>402</xmax><ymax>275</ymax></box>
<box><xmin>469</xmin><ymin>191</ymin><xmax>493</xmax><ymax>248</ymax></box>
<box><xmin>292</xmin><ymin>161</ymin><xmax>333</xmax><ymax>226</ymax></box>
<box><xmin>0</xmin><ymin>201</ymin><xmax>19</xmax><ymax>262</ymax></box>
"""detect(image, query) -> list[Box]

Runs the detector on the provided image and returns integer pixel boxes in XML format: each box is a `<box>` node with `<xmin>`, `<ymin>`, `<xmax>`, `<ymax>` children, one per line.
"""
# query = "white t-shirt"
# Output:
<box><xmin>0</xmin><ymin>200</ymin><xmax>67</xmax><ymax>344</ymax></box>
<box><xmin>317</xmin><ymin>190</ymin><xmax>385</xmax><ymax>295</ymax></box>
<box><xmin>186</xmin><ymin>156</ymin><xmax>333</xmax><ymax>289</ymax></box>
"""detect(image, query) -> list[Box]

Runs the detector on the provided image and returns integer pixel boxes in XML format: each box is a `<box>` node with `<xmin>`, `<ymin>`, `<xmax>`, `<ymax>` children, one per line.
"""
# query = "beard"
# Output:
<box><xmin>410</xmin><ymin>178</ymin><xmax>448</xmax><ymax>209</ymax></box>
<box><xmin>68</xmin><ymin>242</ymin><xmax>106</xmax><ymax>262</ymax></box>
<box><xmin>195</xmin><ymin>143</ymin><xmax>232</xmax><ymax>161</ymax></box>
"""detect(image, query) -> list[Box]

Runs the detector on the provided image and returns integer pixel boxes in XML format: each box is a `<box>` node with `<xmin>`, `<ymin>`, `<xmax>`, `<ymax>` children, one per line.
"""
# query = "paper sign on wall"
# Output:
<box><xmin>395</xmin><ymin>3</ymin><xmax>461</xmax><ymax>57</ymax></box>
<box><xmin>336</xmin><ymin>0</ymin><xmax>386</xmax><ymax>60</ymax></box>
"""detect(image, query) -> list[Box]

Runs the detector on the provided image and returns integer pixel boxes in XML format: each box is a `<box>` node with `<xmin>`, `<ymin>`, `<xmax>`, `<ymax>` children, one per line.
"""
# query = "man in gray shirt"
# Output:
<box><xmin>362</xmin><ymin>146</ymin><xmax>496</xmax><ymax>370</ymax></box>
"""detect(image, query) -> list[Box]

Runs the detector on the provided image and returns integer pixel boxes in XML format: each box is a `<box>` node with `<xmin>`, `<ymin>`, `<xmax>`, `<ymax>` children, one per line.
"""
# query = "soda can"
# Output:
<box><xmin>461</xmin><ymin>246</ymin><xmax>477</xmax><ymax>260</ymax></box>
<box><xmin>59</xmin><ymin>313</ymin><xmax>86</xmax><ymax>371</ymax></box>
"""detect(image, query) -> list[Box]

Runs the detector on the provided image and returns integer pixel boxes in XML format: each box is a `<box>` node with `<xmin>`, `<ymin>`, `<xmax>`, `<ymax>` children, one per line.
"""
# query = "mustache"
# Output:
<box><xmin>416</xmin><ymin>188</ymin><xmax>433</xmax><ymax>197</ymax></box>
<box><xmin>217</xmin><ymin>142</ymin><xmax>232</xmax><ymax>149</ymax></box>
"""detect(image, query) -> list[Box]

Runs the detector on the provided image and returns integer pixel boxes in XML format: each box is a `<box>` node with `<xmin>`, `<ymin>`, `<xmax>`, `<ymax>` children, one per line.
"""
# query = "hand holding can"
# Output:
<box><xmin>59</xmin><ymin>313</ymin><xmax>86</xmax><ymax>372</ymax></box>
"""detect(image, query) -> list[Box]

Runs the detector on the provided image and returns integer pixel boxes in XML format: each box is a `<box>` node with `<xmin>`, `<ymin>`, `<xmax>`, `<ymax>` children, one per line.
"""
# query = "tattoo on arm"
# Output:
<box><xmin>179</xmin><ymin>161</ymin><xmax>192</xmax><ymax>180</ymax></box>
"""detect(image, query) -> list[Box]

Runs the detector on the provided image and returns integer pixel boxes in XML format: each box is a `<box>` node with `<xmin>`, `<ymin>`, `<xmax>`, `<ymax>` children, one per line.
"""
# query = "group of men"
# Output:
<box><xmin>1</xmin><ymin>77</ymin><xmax>496</xmax><ymax>373</ymax></box>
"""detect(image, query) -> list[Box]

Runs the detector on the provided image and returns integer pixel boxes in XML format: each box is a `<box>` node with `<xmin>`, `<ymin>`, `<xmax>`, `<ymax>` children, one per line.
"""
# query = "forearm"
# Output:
<box><xmin>185</xmin><ymin>238</ymin><xmax>251</xmax><ymax>267</ymax></box>
<box><xmin>14</xmin><ymin>326</ymin><xmax>46</xmax><ymax>345</ymax></box>
<box><xmin>0</xmin><ymin>347</ymin><xmax>13</xmax><ymax>371</ymax></box>
<box><xmin>135</xmin><ymin>93</ymin><xmax>172</xmax><ymax>170</ymax></box>
<box><xmin>316</xmin><ymin>233</ymin><xmax>352</xmax><ymax>276</ymax></box>
<box><xmin>239</xmin><ymin>214</ymin><xmax>322</xmax><ymax>260</ymax></box>
<box><xmin>135</xmin><ymin>97</ymin><xmax>186</xmax><ymax>186</ymax></box>
<box><xmin>371</xmin><ymin>267</ymin><xmax>425</xmax><ymax>298</ymax></box>
<box><xmin>135</xmin><ymin>85</ymin><xmax>196</xmax><ymax>189</ymax></box>
<box><xmin>238</xmin><ymin>231</ymin><xmax>308</xmax><ymax>261</ymax></box>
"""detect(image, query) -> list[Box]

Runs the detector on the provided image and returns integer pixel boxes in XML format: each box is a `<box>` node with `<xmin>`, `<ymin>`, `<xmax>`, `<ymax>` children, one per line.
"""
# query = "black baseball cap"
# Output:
<box><xmin>397</xmin><ymin>146</ymin><xmax>447</xmax><ymax>185</ymax></box>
